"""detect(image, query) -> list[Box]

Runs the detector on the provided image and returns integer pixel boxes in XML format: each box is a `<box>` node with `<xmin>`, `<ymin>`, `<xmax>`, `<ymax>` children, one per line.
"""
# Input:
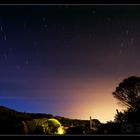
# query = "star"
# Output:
<box><xmin>126</xmin><ymin>30</ymin><xmax>129</xmax><ymax>35</ymax></box>
<box><xmin>3</xmin><ymin>53</ymin><xmax>8</xmax><ymax>61</ymax></box>
<box><xmin>119</xmin><ymin>49</ymin><xmax>122</xmax><ymax>55</ymax></box>
<box><xmin>0</xmin><ymin>26</ymin><xmax>3</xmax><ymax>32</ymax></box>
<box><xmin>25</xmin><ymin>59</ymin><xmax>29</xmax><ymax>65</ymax></box>
<box><xmin>44</xmin><ymin>24</ymin><xmax>48</xmax><ymax>28</ymax></box>
<box><xmin>119</xmin><ymin>42</ymin><xmax>124</xmax><ymax>55</ymax></box>
<box><xmin>42</xmin><ymin>17</ymin><xmax>46</xmax><ymax>22</ymax></box>
<box><xmin>4</xmin><ymin>35</ymin><xmax>6</xmax><ymax>41</ymax></box>
<box><xmin>120</xmin><ymin>42</ymin><xmax>124</xmax><ymax>47</ymax></box>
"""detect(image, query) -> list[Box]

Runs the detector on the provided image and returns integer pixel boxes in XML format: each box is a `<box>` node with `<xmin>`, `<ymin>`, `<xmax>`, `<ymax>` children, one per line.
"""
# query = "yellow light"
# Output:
<box><xmin>57</xmin><ymin>126</ymin><xmax>65</xmax><ymax>134</ymax></box>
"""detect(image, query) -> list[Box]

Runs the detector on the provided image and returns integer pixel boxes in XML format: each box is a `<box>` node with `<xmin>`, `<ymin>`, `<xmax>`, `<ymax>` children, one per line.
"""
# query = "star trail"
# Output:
<box><xmin>0</xmin><ymin>5</ymin><xmax>140</xmax><ymax>122</ymax></box>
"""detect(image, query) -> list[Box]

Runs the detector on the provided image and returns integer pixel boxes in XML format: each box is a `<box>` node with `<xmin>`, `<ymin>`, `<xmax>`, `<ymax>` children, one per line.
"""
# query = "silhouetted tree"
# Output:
<box><xmin>113</xmin><ymin>76</ymin><xmax>140</xmax><ymax>131</ymax></box>
<box><xmin>114</xmin><ymin>109</ymin><xmax>126</xmax><ymax>123</ymax></box>
<box><xmin>104</xmin><ymin>121</ymin><xmax>121</xmax><ymax>134</ymax></box>
<box><xmin>114</xmin><ymin>108</ymin><xmax>140</xmax><ymax>124</ymax></box>
<box><xmin>112</xmin><ymin>76</ymin><xmax>140</xmax><ymax>109</ymax></box>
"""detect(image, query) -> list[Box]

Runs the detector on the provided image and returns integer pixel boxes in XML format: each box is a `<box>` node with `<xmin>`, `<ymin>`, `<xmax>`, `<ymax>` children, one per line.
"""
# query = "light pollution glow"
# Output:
<box><xmin>39</xmin><ymin>76</ymin><xmax>127</xmax><ymax>123</ymax></box>
<box><xmin>0</xmin><ymin>5</ymin><xmax>139</xmax><ymax>123</ymax></box>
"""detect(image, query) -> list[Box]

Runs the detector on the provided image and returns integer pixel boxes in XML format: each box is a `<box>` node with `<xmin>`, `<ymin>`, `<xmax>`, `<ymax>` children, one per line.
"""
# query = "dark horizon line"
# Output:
<box><xmin>0</xmin><ymin>105</ymin><xmax>112</xmax><ymax>122</ymax></box>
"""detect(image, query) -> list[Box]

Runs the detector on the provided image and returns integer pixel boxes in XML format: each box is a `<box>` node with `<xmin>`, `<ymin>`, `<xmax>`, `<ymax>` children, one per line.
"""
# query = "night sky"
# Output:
<box><xmin>0</xmin><ymin>5</ymin><xmax>140</xmax><ymax>123</ymax></box>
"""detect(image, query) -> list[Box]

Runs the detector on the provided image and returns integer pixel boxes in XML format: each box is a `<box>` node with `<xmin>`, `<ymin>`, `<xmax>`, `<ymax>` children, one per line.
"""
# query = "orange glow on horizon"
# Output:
<box><xmin>51</xmin><ymin>77</ymin><xmax>127</xmax><ymax>123</ymax></box>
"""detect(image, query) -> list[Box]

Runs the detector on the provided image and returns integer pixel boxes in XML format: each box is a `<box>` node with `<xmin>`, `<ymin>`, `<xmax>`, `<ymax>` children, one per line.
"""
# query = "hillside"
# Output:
<box><xmin>1</xmin><ymin>105</ymin><xmax>119</xmax><ymax>135</ymax></box>
<box><xmin>0</xmin><ymin>105</ymin><xmax>89</xmax><ymax>123</ymax></box>
<box><xmin>0</xmin><ymin>105</ymin><xmax>55</xmax><ymax>134</ymax></box>
<box><xmin>0</xmin><ymin>105</ymin><xmax>58</xmax><ymax>121</ymax></box>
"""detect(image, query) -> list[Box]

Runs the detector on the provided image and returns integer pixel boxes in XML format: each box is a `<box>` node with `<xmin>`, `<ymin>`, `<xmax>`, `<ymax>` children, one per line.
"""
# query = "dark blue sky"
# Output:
<box><xmin>0</xmin><ymin>5</ymin><xmax>140</xmax><ymax>122</ymax></box>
